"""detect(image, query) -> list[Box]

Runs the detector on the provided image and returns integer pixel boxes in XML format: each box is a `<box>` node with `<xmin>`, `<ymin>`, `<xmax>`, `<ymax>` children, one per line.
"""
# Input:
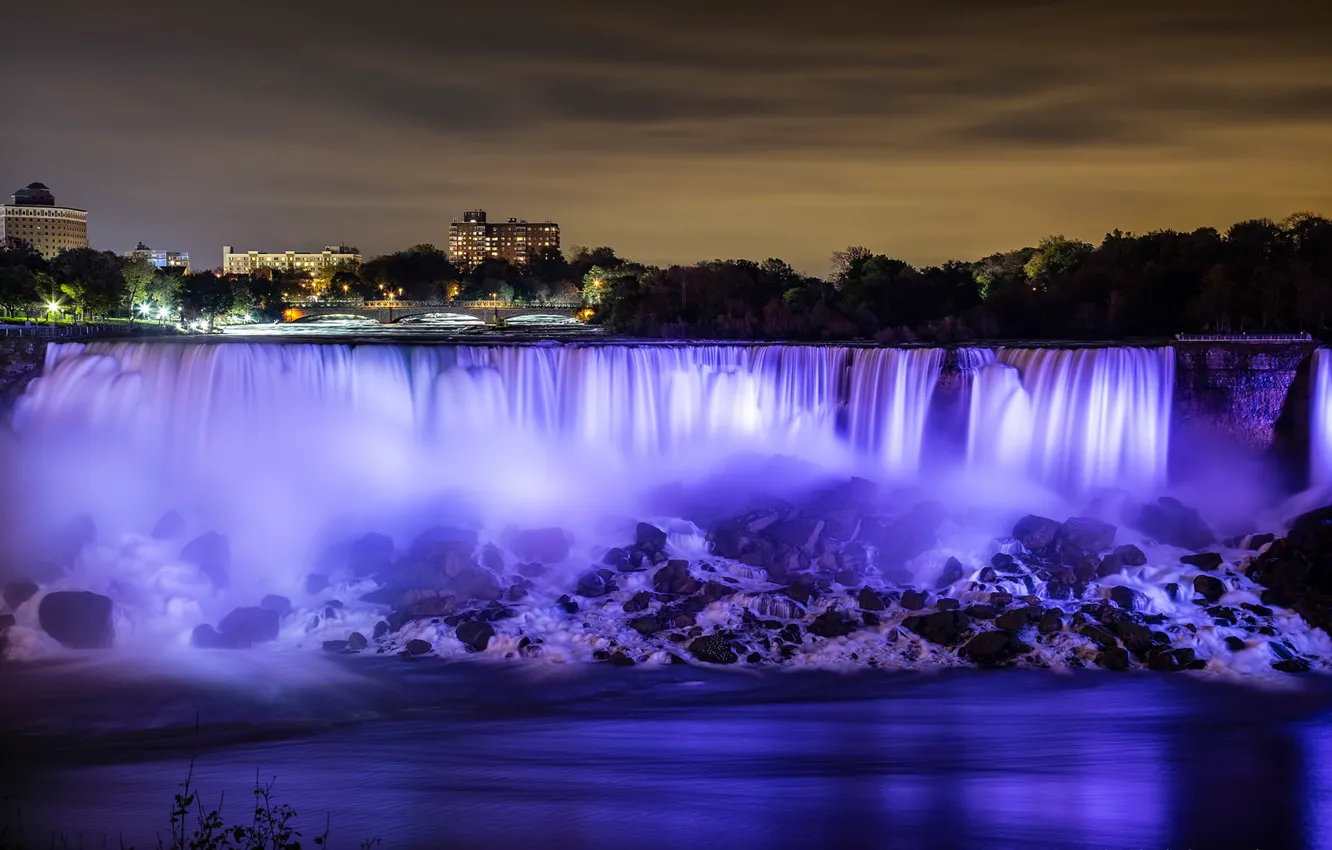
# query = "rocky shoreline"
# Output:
<box><xmin>5</xmin><ymin>478</ymin><xmax>1332</xmax><ymax>680</ymax></box>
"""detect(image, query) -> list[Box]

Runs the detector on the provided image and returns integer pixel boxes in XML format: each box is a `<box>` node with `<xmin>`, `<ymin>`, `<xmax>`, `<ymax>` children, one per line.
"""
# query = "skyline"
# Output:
<box><xmin>3</xmin><ymin>0</ymin><xmax>1331</xmax><ymax>274</ymax></box>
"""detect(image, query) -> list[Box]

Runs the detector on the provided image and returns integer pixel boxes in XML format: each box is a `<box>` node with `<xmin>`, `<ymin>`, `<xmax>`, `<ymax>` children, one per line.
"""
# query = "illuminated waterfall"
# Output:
<box><xmin>967</xmin><ymin>347</ymin><xmax>1174</xmax><ymax>493</ymax></box>
<box><xmin>1311</xmin><ymin>348</ymin><xmax>1332</xmax><ymax>487</ymax></box>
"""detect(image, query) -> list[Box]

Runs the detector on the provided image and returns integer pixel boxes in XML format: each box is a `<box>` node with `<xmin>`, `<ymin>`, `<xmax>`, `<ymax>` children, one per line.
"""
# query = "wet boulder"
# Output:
<box><xmin>349</xmin><ymin>532</ymin><xmax>395</xmax><ymax>577</ymax></box>
<box><xmin>1109</xmin><ymin>586</ymin><xmax>1144</xmax><ymax>612</ymax></box>
<box><xmin>961</xmin><ymin>631</ymin><xmax>1027</xmax><ymax>666</ymax></box>
<box><xmin>1149</xmin><ymin>647</ymin><xmax>1197</xmax><ymax>672</ymax></box>
<box><xmin>1193</xmin><ymin>575</ymin><xmax>1226</xmax><ymax>603</ymax></box>
<box><xmin>809</xmin><ymin>610</ymin><xmax>857</xmax><ymax>639</ymax></box>
<box><xmin>636</xmin><ymin>522</ymin><xmax>669</xmax><ymax>554</ymax></box>
<box><xmin>38</xmin><ymin>590</ymin><xmax>114</xmax><ymax>649</ymax></box>
<box><xmin>688</xmin><ymin>634</ymin><xmax>737</xmax><ymax>664</ymax></box>
<box><xmin>405</xmin><ymin>639</ymin><xmax>433</xmax><ymax>656</ymax></box>
<box><xmin>505</xmin><ymin>527</ymin><xmax>570</xmax><ymax>564</ymax></box>
<box><xmin>348</xmin><ymin>631</ymin><xmax>368</xmax><ymax>650</ymax></box>
<box><xmin>857</xmin><ymin>586</ymin><xmax>885</xmax><ymax>611</ymax></box>
<box><xmin>576</xmin><ymin>571</ymin><xmax>609</xmax><ymax>598</ymax></box>
<box><xmin>217</xmin><ymin>606</ymin><xmax>280</xmax><ymax>646</ymax></box>
<box><xmin>623</xmin><ymin>591</ymin><xmax>653</xmax><ymax>613</ymax></box>
<box><xmin>1128</xmin><ymin>497</ymin><xmax>1214</xmax><ymax>551</ymax></box>
<box><xmin>455</xmin><ymin>620</ymin><xmax>494</xmax><ymax>652</ymax></box>
<box><xmin>191</xmin><ymin>623</ymin><xmax>227</xmax><ymax>649</ymax></box>
<box><xmin>1180</xmin><ymin>552</ymin><xmax>1223</xmax><ymax>571</ymax></box>
<box><xmin>767</xmin><ymin>519</ymin><xmax>824</xmax><ymax>553</ymax></box>
<box><xmin>902</xmin><ymin>610</ymin><xmax>970</xmax><ymax>646</ymax></box>
<box><xmin>601</xmin><ymin>547</ymin><xmax>630</xmax><ymax>570</ymax></box>
<box><xmin>1013</xmin><ymin>515</ymin><xmax>1062</xmax><ymax>558</ymax></box>
<box><xmin>653</xmin><ymin>560</ymin><xmax>701</xmax><ymax>595</ymax></box>
<box><xmin>180</xmin><ymin>531</ymin><xmax>230</xmax><ymax>589</ymax></box>
<box><xmin>1113</xmin><ymin>544</ymin><xmax>1147</xmax><ymax>567</ymax></box>
<box><xmin>935</xmin><ymin>556</ymin><xmax>965</xmax><ymax>589</ymax></box>
<box><xmin>1059</xmin><ymin>517</ymin><xmax>1117</xmax><ymax>558</ymax></box>
<box><xmin>900</xmin><ymin>589</ymin><xmax>927</xmax><ymax>611</ymax></box>
<box><xmin>3</xmin><ymin>580</ymin><xmax>39</xmax><ymax>611</ymax></box>
<box><xmin>451</xmin><ymin>565</ymin><xmax>503</xmax><ymax>602</ymax></box>
<box><xmin>151</xmin><ymin>510</ymin><xmax>186</xmax><ymax>539</ymax></box>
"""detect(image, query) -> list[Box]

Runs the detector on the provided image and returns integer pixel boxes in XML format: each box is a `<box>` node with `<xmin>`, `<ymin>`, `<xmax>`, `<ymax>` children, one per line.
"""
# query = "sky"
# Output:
<box><xmin>3</xmin><ymin>0</ymin><xmax>1331</xmax><ymax>274</ymax></box>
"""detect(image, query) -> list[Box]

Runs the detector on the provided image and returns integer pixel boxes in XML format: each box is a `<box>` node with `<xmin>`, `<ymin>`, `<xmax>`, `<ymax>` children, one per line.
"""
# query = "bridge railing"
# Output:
<box><xmin>352</xmin><ymin>300</ymin><xmax>582</xmax><ymax>310</ymax></box>
<box><xmin>1174</xmin><ymin>333</ymin><xmax>1313</xmax><ymax>343</ymax></box>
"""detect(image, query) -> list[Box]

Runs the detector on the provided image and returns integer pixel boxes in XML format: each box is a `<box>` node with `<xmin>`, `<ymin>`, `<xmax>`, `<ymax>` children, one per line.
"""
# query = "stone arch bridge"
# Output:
<box><xmin>282</xmin><ymin>300</ymin><xmax>585</xmax><ymax>325</ymax></box>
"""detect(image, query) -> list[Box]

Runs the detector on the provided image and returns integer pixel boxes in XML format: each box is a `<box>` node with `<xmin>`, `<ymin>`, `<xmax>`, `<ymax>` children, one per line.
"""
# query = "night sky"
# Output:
<box><xmin>4</xmin><ymin>0</ymin><xmax>1331</xmax><ymax>273</ymax></box>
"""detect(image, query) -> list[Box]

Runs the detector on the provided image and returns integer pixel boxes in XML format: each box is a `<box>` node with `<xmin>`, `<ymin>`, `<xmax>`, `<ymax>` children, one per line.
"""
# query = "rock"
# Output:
<box><xmin>455</xmin><ymin>620</ymin><xmax>494</xmax><ymax>652</ymax></box>
<box><xmin>636</xmin><ymin>522</ymin><xmax>669</xmax><ymax>554</ymax></box>
<box><xmin>322</xmin><ymin>640</ymin><xmax>349</xmax><ymax>652</ymax></box>
<box><xmin>508</xmin><ymin>583</ymin><xmax>528</xmax><ymax>602</ymax></box>
<box><xmin>1241</xmin><ymin>602</ymin><xmax>1274</xmax><ymax>617</ymax></box>
<box><xmin>623</xmin><ymin>591</ymin><xmax>653</xmax><ymax>613</ymax></box>
<box><xmin>1112</xmin><ymin>620</ymin><xmax>1155</xmax><ymax>654</ymax></box>
<box><xmin>858</xmin><ymin>586</ymin><xmax>885</xmax><ymax>611</ymax></box>
<box><xmin>742</xmin><ymin>593</ymin><xmax>805</xmax><ymax>620</ymax></box>
<box><xmin>193</xmin><ymin>623</ymin><xmax>232</xmax><ymax>649</ymax></box>
<box><xmin>902</xmin><ymin>610</ymin><xmax>970</xmax><ymax>646</ymax></box>
<box><xmin>1078</xmin><ymin>624</ymin><xmax>1118</xmax><ymax>651</ymax></box>
<box><xmin>452</xmin><ymin>565</ymin><xmax>502</xmax><ymax>602</ymax></box>
<box><xmin>576</xmin><ymin>572</ymin><xmax>608</xmax><ymax>598</ymax></box>
<box><xmin>406</xmin><ymin>638</ymin><xmax>433</xmax><ymax>655</ymax></box>
<box><xmin>700</xmin><ymin>580</ymin><xmax>735</xmax><ymax>602</ymax></box>
<box><xmin>517</xmin><ymin>561</ymin><xmax>546</xmax><ymax>578</ymax></box>
<box><xmin>995</xmin><ymin>607</ymin><xmax>1035</xmax><ymax>631</ymax></box>
<box><xmin>180</xmin><ymin>531</ymin><xmax>230</xmax><ymax>589</ymax></box>
<box><xmin>900</xmin><ymin>589</ymin><xmax>927</xmax><ymax>610</ymax></box>
<box><xmin>38</xmin><ymin>591</ymin><xmax>114</xmax><ymax>649</ymax></box>
<box><xmin>304</xmin><ymin>573</ymin><xmax>330</xmax><ymax>595</ymax></box>
<box><xmin>961</xmin><ymin>631</ymin><xmax>1027</xmax><ymax>666</ymax></box>
<box><xmin>936</xmin><ymin>597</ymin><xmax>960</xmax><ymax>611</ymax></box>
<box><xmin>965</xmin><ymin>604</ymin><xmax>997</xmax><ymax>620</ymax></box>
<box><xmin>1095</xmin><ymin>648</ymin><xmax>1131</xmax><ymax>670</ymax></box>
<box><xmin>768</xmin><ymin>519</ymin><xmax>824</xmax><ymax>552</ymax></box>
<box><xmin>1013</xmin><ymin>515</ymin><xmax>1062</xmax><ymax>557</ymax></box>
<box><xmin>348</xmin><ymin>631</ymin><xmax>368</xmax><ymax>650</ymax></box>
<box><xmin>1059</xmin><ymin>517</ymin><xmax>1117</xmax><ymax>556</ymax></box>
<box><xmin>1037</xmin><ymin>609</ymin><xmax>1063</xmax><ymax>635</ymax></box>
<box><xmin>1164</xmin><ymin>582</ymin><xmax>1179</xmax><ymax>601</ymax></box>
<box><xmin>836</xmin><ymin>543</ymin><xmax>870</xmax><ymax>578</ymax></box>
<box><xmin>218</xmin><ymin>606</ymin><xmax>280</xmax><ymax>645</ymax></box>
<box><xmin>629</xmin><ymin>616</ymin><xmax>664</xmax><ymax>636</ymax></box>
<box><xmin>151</xmin><ymin>510</ymin><xmax>186</xmax><ymax>539</ymax></box>
<box><xmin>1149</xmin><ymin>647</ymin><xmax>1196</xmax><ymax>672</ymax></box>
<box><xmin>1246</xmin><ymin>533</ymin><xmax>1276</xmax><ymax>550</ymax></box>
<box><xmin>259</xmin><ymin>594</ymin><xmax>292</xmax><ymax>616</ymax></box>
<box><xmin>1113</xmin><ymin>544</ymin><xmax>1147</xmax><ymax>566</ymax></box>
<box><xmin>1180</xmin><ymin>552</ymin><xmax>1223</xmax><ymax>571</ymax></box>
<box><xmin>3</xmin><ymin>580</ymin><xmax>38</xmax><ymax>611</ymax></box>
<box><xmin>506</xmin><ymin>527</ymin><xmax>570</xmax><ymax>564</ymax></box>
<box><xmin>373</xmin><ymin>620</ymin><xmax>389</xmax><ymax>639</ymax></box>
<box><xmin>557</xmin><ymin>596</ymin><xmax>579</xmax><ymax>614</ymax></box>
<box><xmin>1193</xmin><ymin>575</ymin><xmax>1225</xmax><ymax>603</ymax></box>
<box><xmin>688</xmin><ymin>634</ymin><xmax>738</xmax><ymax>664</ymax></box>
<box><xmin>809</xmin><ymin>610</ymin><xmax>857</xmax><ymax>639</ymax></box>
<box><xmin>1074</xmin><ymin>557</ymin><xmax>1101</xmax><ymax>582</ymax></box>
<box><xmin>1109</xmin><ymin>586</ymin><xmax>1143</xmax><ymax>611</ymax></box>
<box><xmin>349</xmin><ymin>532</ymin><xmax>395</xmax><ymax>577</ymax></box>
<box><xmin>1224</xmin><ymin>636</ymin><xmax>1246</xmax><ymax>652</ymax></box>
<box><xmin>862</xmin><ymin>504</ymin><xmax>946</xmax><ymax>572</ymax></box>
<box><xmin>601</xmin><ymin>547</ymin><xmax>630</xmax><ymax>569</ymax></box>
<box><xmin>1274</xmin><ymin>658</ymin><xmax>1311</xmax><ymax>673</ymax></box>
<box><xmin>606</xmin><ymin>650</ymin><xmax>635</xmax><ymax>666</ymax></box>
<box><xmin>1129</xmin><ymin>497</ymin><xmax>1214</xmax><ymax>551</ymax></box>
<box><xmin>653</xmin><ymin>560</ymin><xmax>701</xmax><ymax>595</ymax></box>
<box><xmin>936</xmin><ymin>557</ymin><xmax>965</xmax><ymax>589</ymax></box>
<box><xmin>478</xmin><ymin>543</ymin><xmax>505</xmax><ymax>572</ymax></box>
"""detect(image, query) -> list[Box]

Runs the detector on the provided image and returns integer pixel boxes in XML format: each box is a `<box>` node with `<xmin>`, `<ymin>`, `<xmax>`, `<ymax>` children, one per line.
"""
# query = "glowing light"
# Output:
<box><xmin>46</xmin><ymin>301</ymin><xmax>60</xmax><ymax>313</ymax></box>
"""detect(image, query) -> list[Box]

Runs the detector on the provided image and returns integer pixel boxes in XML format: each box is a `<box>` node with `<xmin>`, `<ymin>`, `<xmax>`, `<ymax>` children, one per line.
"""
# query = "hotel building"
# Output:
<box><xmin>448</xmin><ymin>210</ymin><xmax>559</xmax><ymax>269</ymax></box>
<box><xmin>0</xmin><ymin>183</ymin><xmax>89</xmax><ymax>258</ymax></box>
<box><xmin>125</xmin><ymin>242</ymin><xmax>190</xmax><ymax>273</ymax></box>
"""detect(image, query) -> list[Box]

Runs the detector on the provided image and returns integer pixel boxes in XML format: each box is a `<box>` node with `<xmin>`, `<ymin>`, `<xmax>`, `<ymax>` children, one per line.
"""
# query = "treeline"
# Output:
<box><xmin>4</xmin><ymin>213</ymin><xmax>1330</xmax><ymax>338</ymax></box>
<box><xmin>587</xmin><ymin>213</ymin><xmax>1332</xmax><ymax>340</ymax></box>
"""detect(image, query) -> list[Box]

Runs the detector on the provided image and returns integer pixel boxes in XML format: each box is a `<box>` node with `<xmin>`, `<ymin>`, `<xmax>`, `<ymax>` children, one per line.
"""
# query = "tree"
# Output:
<box><xmin>1023</xmin><ymin>235</ymin><xmax>1094</xmax><ymax>290</ymax></box>
<box><xmin>49</xmin><ymin>248</ymin><xmax>126</xmax><ymax>322</ymax></box>
<box><xmin>178</xmin><ymin>272</ymin><xmax>236</xmax><ymax>331</ymax></box>
<box><xmin>0</xmin><ymin>264</ymin><xmax>37</xmax><ymax>316</ymax></box>
<box><xmin>829</xmin><ymin>246</ymin><xmax>872</xmax><ymax>287</ymax></box>
<box><xmin>122</xmin><ymin>259</ymin><xmax>157</xmax><ymax>323</ymax></box>
<box><xmin>359</xmin><ymin>245</ymin><xmax>457</xmax><ymax>301</ymax></box>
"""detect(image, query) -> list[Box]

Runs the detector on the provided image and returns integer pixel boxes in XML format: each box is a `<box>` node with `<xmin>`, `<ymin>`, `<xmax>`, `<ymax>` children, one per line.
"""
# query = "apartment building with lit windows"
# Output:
<box><xmin>0</xmin><ymin>182</ymin><xmax>89</xmax><ymax>258</ymax></box>
<box><xmin>222</xmin><ymin>245</ymin><xmax>361</xmax><ymax>276</ymax></box>
<box><xmin>448</xmin><ymin>210</ymin><xmax>560</xmax><ymax>269</ymax></box>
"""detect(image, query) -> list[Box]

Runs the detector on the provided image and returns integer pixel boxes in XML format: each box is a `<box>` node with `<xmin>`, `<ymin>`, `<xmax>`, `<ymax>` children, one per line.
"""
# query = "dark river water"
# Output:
<box><xmin>3</xmin><ymin>657</ymin><xmax>1331</xmax><ymax>849</ymax></box>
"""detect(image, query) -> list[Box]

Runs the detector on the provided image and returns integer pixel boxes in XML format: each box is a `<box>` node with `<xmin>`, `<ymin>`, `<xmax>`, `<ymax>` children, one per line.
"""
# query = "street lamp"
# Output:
<box><xmin>46</xmin><ymin>300</ymin><xmax>61</xmax><ymax>326</ymax></box>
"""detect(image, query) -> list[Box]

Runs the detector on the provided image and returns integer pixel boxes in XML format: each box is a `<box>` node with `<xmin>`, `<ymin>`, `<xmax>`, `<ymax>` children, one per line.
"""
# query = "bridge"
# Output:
<box><xmin>281</xmin><ymin>299</ymin><xmax>586</xmax><ymax>325</ymax></box>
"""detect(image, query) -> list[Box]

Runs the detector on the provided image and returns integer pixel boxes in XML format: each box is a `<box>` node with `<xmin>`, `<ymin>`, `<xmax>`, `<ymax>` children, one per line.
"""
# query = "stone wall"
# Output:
<box><xmin>1172</xmin><ymin>342</ymin><xmax>1316</xmax><ymax>450</ymax></box>
<box><xmin>0</xmin><ymin>338</ymin><xmax>47</xmax><ymax>423</ymax></box>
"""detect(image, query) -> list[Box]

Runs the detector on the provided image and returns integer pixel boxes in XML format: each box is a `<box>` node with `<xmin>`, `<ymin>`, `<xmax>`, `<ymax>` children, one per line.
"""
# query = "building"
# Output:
<box><xmin>125</xmin><ymin>242</ymin><xmax>190</xmax><ymax>273</ymax></box>
<box><xmin>222</xmin><ymin>245</ymin><xmax>361</xmax><ymax>276</ymax></box>
<box><xmin>448</xmin><ymin>210</ymin><xmax>560</xmax><ymax>270</ymax></box>
<box><xmin>0</xmin><ymin>182</ymin><xmax>89</xmax><ymax>258</ymax></box>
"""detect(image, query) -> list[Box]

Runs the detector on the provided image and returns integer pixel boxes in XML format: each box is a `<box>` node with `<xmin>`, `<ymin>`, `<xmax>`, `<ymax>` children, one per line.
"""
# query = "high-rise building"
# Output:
<box><xmin>222</xmin><ymin>245</ymin><xmax>361</xmax><ymax>276</ymax></box>
<box><xmin>448</xmin><ymin>210</ymin><xmax>560</xmax><ymax>270</ymax></box>
<box><xmin>125</xmin><ymin>241</ymin><xmax>190</xmax><ymax>273</ymax></box>
<box><xmin>0</xmin><ymin>182</ymin><xmax>89</xmax><ymax>259</ymax></box>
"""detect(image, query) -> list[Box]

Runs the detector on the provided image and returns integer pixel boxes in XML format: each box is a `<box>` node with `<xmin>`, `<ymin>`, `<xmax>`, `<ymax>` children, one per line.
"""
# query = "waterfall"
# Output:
<box><xmin>13</xmin><ymin>341</ymin><xmax>1179</xmax><ymax>512</ymax></box>
<box><xmin>967</xmin><ymin>347</ymin><xmax>1174</xmax><ymax>494</ymax></box>
<box><xmin>1312</xmin><ymin>348</ymin><xmax>1332</xmax><ymax>487</ymax></box>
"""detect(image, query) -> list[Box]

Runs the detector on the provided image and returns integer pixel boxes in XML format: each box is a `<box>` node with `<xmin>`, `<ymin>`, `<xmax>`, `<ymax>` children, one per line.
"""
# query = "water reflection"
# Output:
<box><xmin>2</xmin><ymin>667</ymin><xmax>1328</xmax><ymax>849</ymax></box>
